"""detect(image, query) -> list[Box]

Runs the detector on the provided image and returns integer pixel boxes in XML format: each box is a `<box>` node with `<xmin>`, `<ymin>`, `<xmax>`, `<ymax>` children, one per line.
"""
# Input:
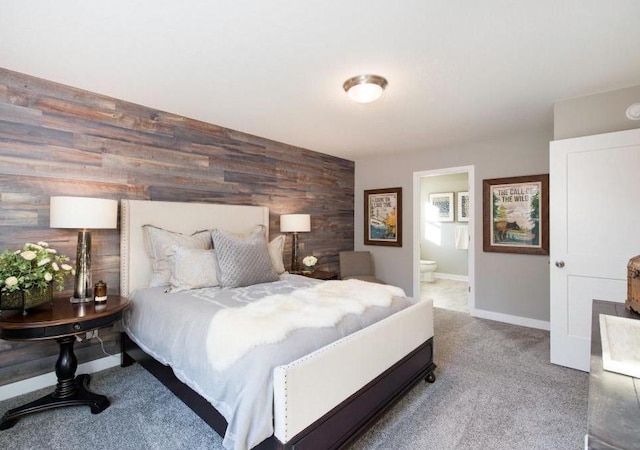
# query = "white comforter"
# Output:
<box><xmin>123</xmin><ymin>274</ymin><xmax>414</xmax><ymax>450</ymax></box>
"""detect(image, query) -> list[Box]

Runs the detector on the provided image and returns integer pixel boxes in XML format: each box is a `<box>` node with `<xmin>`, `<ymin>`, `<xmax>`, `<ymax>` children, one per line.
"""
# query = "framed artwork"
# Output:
<box><xmin>457</xmin><ymin>191</ymin><xmax>470</xmax><ymax>222</ymax></box>
<box><xmin>364</xmin><ymin>187</ymin><xmax>402</xmax><ymax>247</ymax></box>
<box><xmin>483</xmin><ymin>174</ymin><xmax>549</xmax><ymax>255</ymax></box>
<box><xmin>428</xmin><ymin>192</ymin><xmax>454</xmax><ymax>222</ymax></box>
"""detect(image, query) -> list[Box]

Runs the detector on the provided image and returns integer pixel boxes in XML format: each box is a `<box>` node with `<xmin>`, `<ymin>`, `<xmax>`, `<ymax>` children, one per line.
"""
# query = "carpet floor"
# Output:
<box><xmin>0</xmin><ymin>308</ymin><xmax>588</xmax><ymax>450</ymax></box>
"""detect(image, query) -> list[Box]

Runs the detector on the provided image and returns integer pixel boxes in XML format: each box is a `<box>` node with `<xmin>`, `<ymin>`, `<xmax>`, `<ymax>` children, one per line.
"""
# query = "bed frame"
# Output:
<box><xmin>119</xmin><ymin>199</ymin><xmax>436</xmax><ymax>449</ymax></box>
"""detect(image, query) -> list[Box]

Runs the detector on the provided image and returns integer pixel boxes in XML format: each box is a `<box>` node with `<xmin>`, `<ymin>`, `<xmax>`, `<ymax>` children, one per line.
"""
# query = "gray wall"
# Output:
<box><xmin>356</xmin><ymin>83</ymin><xmax>640</xmax><ymax>325</ymax></box>
<box><xmin>554</xmin><ymin>85</ymin><xmax>640</xmax><ymax>139</ymax></box>
<box><xmin>420</xmin><ymin>173</ymin><xmax>468</xmax><ymax>277</ymax></box>
<box><xmin>355</xmin><ymin>128</ymin><xmax>551</xmax><ymax>322</ymax></box>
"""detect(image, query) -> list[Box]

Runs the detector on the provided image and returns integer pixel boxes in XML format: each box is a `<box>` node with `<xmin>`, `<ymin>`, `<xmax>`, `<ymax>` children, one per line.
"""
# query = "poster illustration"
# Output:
<box><xmin>483</xmin><ymin>174</ymin><xmax>549</xmax><ymax>255</ymax></box>
<box><xmin>457</xmin><ymin>191</ymin><xmax>470</xmax><ymax>222</ymax></box>
<box><xmin>364</xmin><ymin>187</ymin><xmax>402</xmax><ymax>247</ymax></box>
<box><xmin>429</xmin><ymin>192</ymin><xmax>454</xmax><ymax>222</ymax></box>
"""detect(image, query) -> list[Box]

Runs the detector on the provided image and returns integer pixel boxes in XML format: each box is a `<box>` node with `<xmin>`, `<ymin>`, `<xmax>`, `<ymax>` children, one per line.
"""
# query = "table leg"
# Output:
<box><xmin>0</xmin><ymin>335</ymin><xmax>110</xmax><ymax>430</ymax></box>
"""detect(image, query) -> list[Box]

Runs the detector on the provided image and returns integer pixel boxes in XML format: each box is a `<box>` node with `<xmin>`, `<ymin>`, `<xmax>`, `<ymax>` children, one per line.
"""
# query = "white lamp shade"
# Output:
<box><xmin>280</xmin><ymin>214</ymin><xmax>311</xmax><ymax>233</ymax></box>
<box><xmin>50</xmin><ymin>196</ymin><xmax>118</xmax><ymax>229</ymax></box>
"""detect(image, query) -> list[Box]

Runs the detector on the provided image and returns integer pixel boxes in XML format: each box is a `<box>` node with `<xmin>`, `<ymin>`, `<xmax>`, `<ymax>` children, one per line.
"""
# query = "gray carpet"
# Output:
<box><xmin>351</xmin><ymin>308</ymin><xmax>588</xmax><ymax>450</ymax></box>
<box><xmin>0</xmin><ymin>308</ymin><xmax>588</xmax><ymax>450</ymax></box>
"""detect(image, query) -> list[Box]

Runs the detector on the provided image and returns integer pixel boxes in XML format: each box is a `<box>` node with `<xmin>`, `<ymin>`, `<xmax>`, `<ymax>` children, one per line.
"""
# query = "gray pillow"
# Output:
<box><xmin>211</xmin><ymin>227</ymin><xmax>279</xmax><ymax>288</ymax></box>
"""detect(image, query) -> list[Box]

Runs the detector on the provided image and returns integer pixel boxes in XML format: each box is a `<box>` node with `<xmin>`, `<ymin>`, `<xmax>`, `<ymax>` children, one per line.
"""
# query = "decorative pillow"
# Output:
<box><xmin>211</xmin><ymin>227</ymin><xmax>279</xmax><ymax>288</ymax></box>
<box><xmin>143</xmin><ymin>225</ymin><xmax>212</xmax><ymax>287</ymax></box>
<box><xmin>268</xmin><ymin>235</ymin><xmax>286</xmax><ymax>274</ymax></box>
<box><xmin>168</xmin><ymin>246</ymin><xmax>219</xmax><ymax>293</ymax></box>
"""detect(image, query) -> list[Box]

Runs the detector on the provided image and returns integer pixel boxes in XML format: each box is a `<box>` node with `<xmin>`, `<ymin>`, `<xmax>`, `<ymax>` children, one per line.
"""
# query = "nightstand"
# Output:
<box><xmin>296</xmin><ymin>270</ymin><xmax>338</xmax><ymax>281</ymax></box>
<box><xmin>0</xmin><ymin>295</ymin><xmax>129</xmax><ymax>429</ymax></box>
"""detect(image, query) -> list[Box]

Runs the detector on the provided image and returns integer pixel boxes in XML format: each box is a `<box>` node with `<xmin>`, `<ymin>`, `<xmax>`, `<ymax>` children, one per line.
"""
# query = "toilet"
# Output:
<box><xmin>420</xmin><ymin>260</ymin><xmax>437</xmax><ymax>282</ymax></box>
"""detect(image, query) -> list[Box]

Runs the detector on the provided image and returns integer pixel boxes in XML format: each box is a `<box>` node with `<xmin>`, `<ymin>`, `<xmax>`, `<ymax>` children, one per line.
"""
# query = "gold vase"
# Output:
<box><xmin>0</xmin><ymin>284</ymin><xmax>53</xmax><ymax>314</ymax></box>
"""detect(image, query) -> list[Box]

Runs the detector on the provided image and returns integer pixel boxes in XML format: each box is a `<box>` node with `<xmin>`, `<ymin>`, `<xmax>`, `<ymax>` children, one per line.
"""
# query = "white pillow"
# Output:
<box><xmin>143</xmin><ymin>225</ymin><xmax>212</xmax><ymax>287</ymax></box>
<box><xmin>268</xmin><ymin>235</ymin><xmax>286</xmax><ymax>274</ymax></box>
<box><xmin>168</xmin><ymin>246</ymin><xmax>219</xmax><ymax>293</ymax></box>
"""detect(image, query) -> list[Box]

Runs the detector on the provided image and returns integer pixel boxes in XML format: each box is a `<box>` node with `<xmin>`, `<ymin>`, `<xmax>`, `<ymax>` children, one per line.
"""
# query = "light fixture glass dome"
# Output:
<box><xmin>343</xmin><ymin>74</ymin><xmax>388</xmax><ymax>104</ymax></box>
<box><xmin>626</xmin><ymin>102</ymin><xmax>640</xmax><ymax>120</ymax></box>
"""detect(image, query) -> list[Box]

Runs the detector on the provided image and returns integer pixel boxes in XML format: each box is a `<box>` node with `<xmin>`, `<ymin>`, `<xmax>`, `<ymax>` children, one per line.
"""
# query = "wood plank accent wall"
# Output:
<box><xmin>0</xmin><ymin>68</ymin><xmax>354</xmax><ymax>386</ymax></box>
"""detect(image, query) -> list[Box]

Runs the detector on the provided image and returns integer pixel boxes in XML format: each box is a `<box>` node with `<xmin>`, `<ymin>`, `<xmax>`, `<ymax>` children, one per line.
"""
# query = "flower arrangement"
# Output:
<box><xmin>0</xmin><ymin>242</ymin><xmax>74</xmax><ymax>294</ymax></box>
<box><xmin>302</xmin><ymin>255</ymin><xmax>318</xmax><ymax>271</ymax></box>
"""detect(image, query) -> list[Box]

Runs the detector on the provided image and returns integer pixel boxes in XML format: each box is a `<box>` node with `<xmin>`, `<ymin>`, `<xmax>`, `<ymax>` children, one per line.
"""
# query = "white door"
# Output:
<box><xmin>550</xmin><ymin>128</ymin><xmax>640</xmax><ymax>372</ymax></box>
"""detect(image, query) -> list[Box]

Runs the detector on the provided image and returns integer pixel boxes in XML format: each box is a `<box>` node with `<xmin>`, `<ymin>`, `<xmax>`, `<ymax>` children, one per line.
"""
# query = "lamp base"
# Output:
<box><xmin>291</xmin><ymin>232</ymin><xmax>300</xmax><ymax>273</ymax></box>
<box><xmin>73</xmin><ymin>230</ymin><xmax>93</xmax><ymax>303</ymax></box>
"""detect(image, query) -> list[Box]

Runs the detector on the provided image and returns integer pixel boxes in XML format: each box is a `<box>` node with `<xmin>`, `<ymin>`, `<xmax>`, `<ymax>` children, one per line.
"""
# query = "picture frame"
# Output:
<box><xmin>457</xmin><ymin>191</ymin><xmax>470</xmax><ymax>222</ymax></box>
<box><xmin>483</xmin><ymin>174</ymin><xmax>549</xmax><ymax>255</ymax></box>
<box><xmin>364</xmin><ymin>187</ymin><xmax>402</xmax><ymax>247</ymax></box>
<box><xmin>428</xmin><ymin>192</ymin><xmax>454</xmax><ymax>222</ymax></box>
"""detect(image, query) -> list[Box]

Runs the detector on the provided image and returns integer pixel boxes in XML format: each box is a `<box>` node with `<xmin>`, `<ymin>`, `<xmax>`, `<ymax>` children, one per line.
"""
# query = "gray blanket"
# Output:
<box><xmin>123</xmin><ymin>274</ymin><xmax>414</xmax><ymax>450</ymax></box>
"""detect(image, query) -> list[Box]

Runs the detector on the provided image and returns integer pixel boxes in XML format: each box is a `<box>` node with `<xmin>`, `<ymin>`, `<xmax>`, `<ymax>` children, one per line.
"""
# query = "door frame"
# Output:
<box><xmin>413</xmin><ymin>165</ymin><xmax>475</xmax><ymax>312</ymax></box>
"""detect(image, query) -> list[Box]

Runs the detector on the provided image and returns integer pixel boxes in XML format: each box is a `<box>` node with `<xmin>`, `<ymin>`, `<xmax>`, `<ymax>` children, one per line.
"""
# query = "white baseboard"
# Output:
<box><xmin>470</xmin><ymin>308</ymin><xmax>550</xmax><ymax>331</ymax></box>
<box><xmin>435</xmin><ymin>272</ymin><xmax>469</xmax><ymax>282</ymax></box>
<box><xmin>0</xmin><ymin>354</ymin><xmax>121</xmax><ymax>401</ymax></box>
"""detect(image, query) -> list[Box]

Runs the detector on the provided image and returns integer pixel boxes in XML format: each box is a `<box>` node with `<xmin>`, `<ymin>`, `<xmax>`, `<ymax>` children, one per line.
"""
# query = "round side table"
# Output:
<box><xmin>0</xmin><ymin>295</ymin><xmax>129</xmax><ymax>430</ymax></box>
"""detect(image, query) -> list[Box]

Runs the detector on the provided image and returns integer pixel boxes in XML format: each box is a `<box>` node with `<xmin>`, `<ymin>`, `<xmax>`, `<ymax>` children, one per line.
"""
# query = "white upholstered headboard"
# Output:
<box><xmin>120</xmin><ymin>199</ymin><xmax>270</xmax><ymax>296</ymax></box>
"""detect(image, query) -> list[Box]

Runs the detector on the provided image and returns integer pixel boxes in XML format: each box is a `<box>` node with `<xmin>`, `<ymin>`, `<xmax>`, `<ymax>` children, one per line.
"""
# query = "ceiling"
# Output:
<box><xmin>1</xmin><ymin>1</ymin><xmax>640</xmax><ymax>161</ymax></box>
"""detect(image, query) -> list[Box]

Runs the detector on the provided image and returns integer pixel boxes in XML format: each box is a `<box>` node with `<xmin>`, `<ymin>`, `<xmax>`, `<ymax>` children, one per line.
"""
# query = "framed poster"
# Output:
<box><xmin>364</xmin><ymin>187</ymin><xmax>402</xmax><ymax>247</ymax></box>
<box><xmin>483</xmin><ymin>174</ymin><xmax>549</xmax><ymax>255</ymax></box>
<box><xmin>428</xmin><ymin>192</ymin><xmax>454</xmax><ymax>222</ymax></box>
<box><xmin>457</xmin><ymin>191</ymin><xmax>470</xmax><ymax>222</ymax></box>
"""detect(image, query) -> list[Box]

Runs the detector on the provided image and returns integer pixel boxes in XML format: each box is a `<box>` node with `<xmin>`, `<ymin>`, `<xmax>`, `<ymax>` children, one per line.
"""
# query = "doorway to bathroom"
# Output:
<box><xmin>413</xmin><ymin>166</ymin><xmax>475</xmax><ymax>314</ymax></box>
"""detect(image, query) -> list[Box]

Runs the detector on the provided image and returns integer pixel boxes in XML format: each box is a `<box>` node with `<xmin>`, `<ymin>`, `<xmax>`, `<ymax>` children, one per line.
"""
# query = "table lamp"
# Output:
<box><xmin>50</xmin><ymin>196</ymin><xmax>118</xmax><ymax>303</ymax></box>
<box><xmin>280</xmin><ymin>214</ymin><xmax>310</xmax><ymax>273</ymax></box>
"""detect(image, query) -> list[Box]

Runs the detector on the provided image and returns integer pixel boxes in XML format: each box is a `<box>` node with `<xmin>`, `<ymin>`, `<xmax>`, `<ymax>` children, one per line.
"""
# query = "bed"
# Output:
<box><xmin>119</xmin><ymin>199</ymin><xmax>436</xmax><ymax>450</ymax></box>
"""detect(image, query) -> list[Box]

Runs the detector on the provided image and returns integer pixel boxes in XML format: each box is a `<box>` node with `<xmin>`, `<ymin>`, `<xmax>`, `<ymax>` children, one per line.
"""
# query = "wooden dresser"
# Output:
<box><xmin>587</xmin><ymin>300</ymin><xmax>640</xmax><ymax>449</ymax></box>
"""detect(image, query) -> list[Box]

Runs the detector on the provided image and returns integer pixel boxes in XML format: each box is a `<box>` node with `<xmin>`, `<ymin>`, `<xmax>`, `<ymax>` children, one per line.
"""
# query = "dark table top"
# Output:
<box><xmin>0</xmin><ymin>295</ymin><xmax>129</xmax><ymax>341</ymax></box>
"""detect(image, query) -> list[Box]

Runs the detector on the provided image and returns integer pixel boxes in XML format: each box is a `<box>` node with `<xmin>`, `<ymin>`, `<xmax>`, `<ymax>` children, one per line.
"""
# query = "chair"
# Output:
<box><xmin>339</xmin><ymin>251</ymin><xmax>385</xmax><ymax>284</ymax></box>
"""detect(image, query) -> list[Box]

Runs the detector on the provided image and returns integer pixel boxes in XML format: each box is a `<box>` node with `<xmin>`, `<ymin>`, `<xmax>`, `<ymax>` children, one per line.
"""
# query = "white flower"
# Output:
<box><xmin>303</xmin><ymin>255</ymin><xmax>318</xmax><ymax>267</ymax></box>
<box><xmin>20</xmin><ymin>250</ymin><xmax>37</xmax><ymax>261</ymax></box>
<box><xmin>1</xmin><ymin>242</ymin><xmax>72</xmax><ymax>292</ymax></box>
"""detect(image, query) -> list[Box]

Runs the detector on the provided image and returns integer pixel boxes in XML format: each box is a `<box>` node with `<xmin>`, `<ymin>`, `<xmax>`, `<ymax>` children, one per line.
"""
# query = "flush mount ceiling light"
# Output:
<box><xmin>626</xmin><ymin>102</ymin><xmax>640</xmax><ymax>120</ymax></box>
<box><xmin>343</xmin><ymin>74</ymin><xmax>388</xmax><ymax>104</ymax></box>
